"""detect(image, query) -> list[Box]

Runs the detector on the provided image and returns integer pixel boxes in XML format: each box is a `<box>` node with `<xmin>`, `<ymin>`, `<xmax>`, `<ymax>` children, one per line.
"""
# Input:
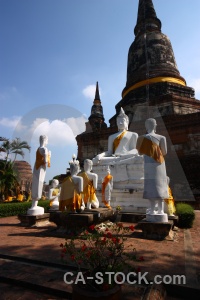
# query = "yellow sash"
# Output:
<box><xmin>78</xmin><ymin>172</ymin><xmax>96</xmax><ymax>204</ymax></box>
<box><xmin>102</xmin><ymin>174</ymin><xmax>112</xmax><ymax>195</ymax></box>
<box><xmin>102</xmin><ymin>174</ymin><xmax>112</xmax><ymax>208</ymax></box>
<box><xmin>136</xmin><ymin>136</ymin><xmax>164</xmax><ymax>163</ymax></box>
<box><xmin>52</xmin><ymin>188</ymin><xmax>59</xmax><ymax>196</ymax></box>
<box><xmin>59</xmin><ymin>176</ymin><xmax>81</xmax><ymax>211</ymax></box>
<box><xmin>164</xmin><ymin>186</ymin><xmax>176</xmax><ymax>215</ymax></box>
<box><xmin>113</xmin><ymin>130</ymin><xmax>127</xmax><ymax>153</ymax></box>
<box><xmin>35</xmin><ymin>148</ymin><xmax>45</xmax><ymax>170</ymax></box>
<box><xmin>17</xmin><ymin>194</ymin><xmax>24</xmax><ymax>201</ymax></box>
<box><xmin>50</xmin><ymin>188</ymin><xmax>60</xmax><ymax>207</ymax></box>
<box><xmin>47</xmin><ymin>154</ymin><xmax>51</xmax><ymax>168</ymax></box>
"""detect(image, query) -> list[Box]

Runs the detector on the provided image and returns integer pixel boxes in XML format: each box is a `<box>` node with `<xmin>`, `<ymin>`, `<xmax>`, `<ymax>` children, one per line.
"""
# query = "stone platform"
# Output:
<box><xmin>18</xmin><ymin>213</ymin><xmax>50</xmax><ymax>227</ymax></box>
<box><xmin>137</xmin><ymin>219</ymin><xmax>173</xmax><ymax>240</ymax></box>
<box><xmin>97</xmin><ymin>189</ymin><xmax>150</xmax><ymax>212</ymax></box>
<box><xmin>93</xmin><ymin>155</ymin><xmax>144</xmax><ymax>190</ymax></box>
<box><xmin>49</xmin><ymin>208</ymin><xmax>115</xmax><ymax>229</ymax></box>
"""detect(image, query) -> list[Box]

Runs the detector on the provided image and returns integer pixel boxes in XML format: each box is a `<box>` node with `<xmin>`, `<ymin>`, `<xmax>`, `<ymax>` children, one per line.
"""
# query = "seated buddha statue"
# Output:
<box><xmin>49</xmin><ymin>179</ymin><xmax>60</xmax><ymax>210</ymax></box>
<box><xmin>92</xmin><ymin>108</ymin><xmax>138</xmax><ymax>166</ymax></box>
<box><xmin>59</xmin><ymin>156</ymin><xmax>84</xmax><ymax>212</ymax></box>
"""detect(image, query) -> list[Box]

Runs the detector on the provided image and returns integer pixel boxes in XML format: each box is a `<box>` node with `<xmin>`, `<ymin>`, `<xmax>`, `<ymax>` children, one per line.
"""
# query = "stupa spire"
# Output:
<box><xmin>88</xmin><ymin>82</ymin><xmax>107</xmax><ymax>132</ymax></box>
<box><xmin>94</xmin><ymin>81</ymin><xmax>100</xmax><ymax>102</ymax></box>
<box><xmin>121</xmin><ymin>0</ymin><xmax>186</xmax><ymax>99</ymax></box>
<box><xmin>134</xmin><ymin>0</ymin><xmax>161</xmax><ymax>36</ymax></box>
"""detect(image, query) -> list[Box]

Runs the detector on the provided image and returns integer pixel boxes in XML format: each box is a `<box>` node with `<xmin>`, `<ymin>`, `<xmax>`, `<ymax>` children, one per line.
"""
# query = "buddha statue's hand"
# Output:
<box><xmin>93</xmin><ymin>153</ymin><xmax>104</xmax><ymax>164</ymax></box>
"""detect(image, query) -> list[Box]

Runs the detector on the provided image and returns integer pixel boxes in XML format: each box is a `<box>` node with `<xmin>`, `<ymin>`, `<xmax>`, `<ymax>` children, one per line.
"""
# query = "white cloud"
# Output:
<box><xmin>0</xmin><ymin>116</ymin><xmax>26</xmax><ymax>131</ymax></box>
<box><xmin>30</xmin><ymin>116</ymin><xmax>87</xmax><ymax>147</ymax></box>
<box><xmin>31</xmin><ymin>119</ymin><xmax>74</xmax><ymax>146</ymax></box>
<box><xmin>0</xmin><ymin>114</ymin><xmax>87</xmax><ymax>149</ymax></box>
<box><xmin>64</xmin><ymin>115</ymin><xmax>87</xmax><ymax>136</ymax></box>
<box><xmin>82</xmin><ymin>84</ymin><xmax>97</xmax><ymax>100</ymax></box>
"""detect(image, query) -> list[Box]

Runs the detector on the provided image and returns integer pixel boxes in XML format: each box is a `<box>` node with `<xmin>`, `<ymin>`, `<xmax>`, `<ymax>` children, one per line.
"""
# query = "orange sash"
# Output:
<box><xmin>113</xmin><ymin>130</ymin><xmax>127</xmax><ymax>153</ymax></box>
<box><xmin>78</xmin><ymin>172</ymin><xmax>96</xmax><ymax>204</ymax></box>
<box><xmin>35</xmin><ymin>149</ymin><xmax>45</xmax><ymax>170</ymax></box>
<box><xmin>52</xmin><ymin>188</ymin><xmax>59</xmax><ymax>196</ymax></box>
<box><xmin>164</xmin><ymin>186</ymin><xmax>176</xmax><ymax>215</ymax></box>
<box><xmin>59</xmin><ymin>176</ymin><xmax>82</xmax><ymax>211</ymax></box>
<box><xmin>102</xmin><ymin>174</ymin><xmax>112</xmax><ymax>208</ymax></box>
<box><xmin>47</xmin><ymin>154</ymin><xmax>51</xmax><ymax>168</ymax></box>
<box><xmin>136</xmin><ymin>136</ymin><xmax>164</xmax><ymax>163</ymax></box>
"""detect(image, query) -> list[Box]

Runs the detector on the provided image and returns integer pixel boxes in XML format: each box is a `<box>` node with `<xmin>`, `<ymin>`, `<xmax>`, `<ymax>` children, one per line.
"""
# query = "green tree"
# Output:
<box><xmin>0</xmin><ymin>160</ymin><xmax>19</xmax><ymax>199</ymax></box>
<box><xmin>11</xmin><ymin>138</ymin><xmax>31</xmax><ymax>161</ymax></box>
<box><xmin>0</xmin><ymin>137</ymin><xmax>31</xmax><ymax>200</ymax></box>
<box><xmin>0</xmin><ymin>138</ymin><xmax>31</xmax><ymax>162</ymax></box>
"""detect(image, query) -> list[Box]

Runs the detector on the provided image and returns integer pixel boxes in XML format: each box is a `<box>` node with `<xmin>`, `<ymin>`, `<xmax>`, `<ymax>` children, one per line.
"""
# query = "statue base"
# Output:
<box><xmin>146</xmin><ymin>213</ymin><xmax>168</xmax><ymax>223</ymax></box>
<box><xmin>18</xmin><ymin>213</ymin><xmax>50</xmax><ymax>227</ymax></box>
<box><xmin>93</xmin><ymin>155</ymin><xmax>144</xmax><ymax>190</ymax></box>
<box><xmin>49</xmin><ymin>208</ymin><xmax>115</xmax><ymax>229</ymax></box>
<box><xmin>27</xmin><ymin>206</ymin><xmax>44</xmax><ymax>216</ymax></box>
<box><xmin>49</xmin><ymin>202</ymin><xmax>59</xmax><ymax>211</ymax></box>
<box><xmin>93</xmin><ymin>157</ymin><xmax>147</xmax><ymax>212</ymax></box>
<box><xmin>138</xmin><ymin>219</ymin><xmax>173</xmax><ymax>240</ymax></box>
<box><xmin>97</xmin><ymin>189</ymin><xmax>149</xmax><ymax>212</ymax></box>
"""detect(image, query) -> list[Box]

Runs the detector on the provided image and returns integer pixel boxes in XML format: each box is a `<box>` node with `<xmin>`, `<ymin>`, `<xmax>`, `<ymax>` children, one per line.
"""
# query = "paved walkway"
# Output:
<box><xmin>0</xmin><ymin>211</ymin><xmax>199</xmax><ymax>299</ymax></box>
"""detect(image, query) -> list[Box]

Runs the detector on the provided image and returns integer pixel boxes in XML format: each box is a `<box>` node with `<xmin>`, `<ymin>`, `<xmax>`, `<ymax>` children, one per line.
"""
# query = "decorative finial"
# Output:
<box><xmin>117</xmin><ymin>107</ymin><xmax>129</xmax><ymax>125</ymax></box>
<box><xmin>69</xmin><ymin>154</ymin><xmax>79</xmax><ymax>166</ymax></box>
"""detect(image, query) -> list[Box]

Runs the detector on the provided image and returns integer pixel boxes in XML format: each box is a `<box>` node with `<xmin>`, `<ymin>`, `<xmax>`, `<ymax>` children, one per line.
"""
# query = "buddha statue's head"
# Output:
<box><xmin>145</xmin><ymin>118</ymin><xmax>157</xmax><ymax>133</ymax></box>
<box><xmin>116</xmin><ymin>108</ymin><xmax>129</xmax><ymax>131</ymax></box>
<box><xmin>52</xmin><ymin>179</ymin><xmax>59</xmax><ymax>188</ymax></box>
<box><xmin>84</xmin><ymin>159</ymin><xmax>93</xmax><ymax>172</ymax></box>
<box><xmin>39</xmin><ymin>135</ymin><xmax>48</xmax><ymax>146</ymax></box>
<box><xmin>69</xmin><ymin>155</ymin><xmax>80</xmax><ymax>176</ymax></box>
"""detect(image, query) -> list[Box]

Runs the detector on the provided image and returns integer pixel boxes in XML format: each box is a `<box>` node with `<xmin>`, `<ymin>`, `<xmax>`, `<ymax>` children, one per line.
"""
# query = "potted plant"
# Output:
<box><xmin>60</xmin><ymin>222</ymin><xmax>144</xmax><ymax>300</ymax></box>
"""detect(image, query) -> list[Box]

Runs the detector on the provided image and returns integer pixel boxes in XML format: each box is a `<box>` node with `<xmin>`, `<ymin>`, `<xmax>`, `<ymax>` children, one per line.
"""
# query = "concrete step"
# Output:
<box><xmin>0</xmin><ymin>256</ymin><xmax>73</xmax><ymax>299</ymax></box>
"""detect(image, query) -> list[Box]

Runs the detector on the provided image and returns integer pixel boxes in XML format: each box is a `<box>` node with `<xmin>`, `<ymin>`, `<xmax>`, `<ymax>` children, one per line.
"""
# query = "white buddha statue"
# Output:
<box><xmin>59</xmin><ymin>155</ymin><xmax>84</xmax><ymax>212</ymax></box>
<box><xmin>78</xmin><ymin>159</ymin><xmax>99</xmax><ymax>209</ymax></box>
<box><xmin>102</xmin><ymin>166</ymin><xmax>113</xmax><ymax>209</ymax></box>
<box><xmin>27</xmin><ymin>135</ymin><xmax>51</xmax><ymax>216</ymax></box>
<box><xmin>49</xmin><ymin>179</ymin><xmax>60</xmax><ymax>210</ymax></box>
<box><xmin>136</xmin><ymin>118</ymin><xmax>169</xmax><ymax>222</ymax></box>
<box><xmin>93</xmin><ymin>108</ymin><xmax>138</xmax><ymax>166</ymax></box>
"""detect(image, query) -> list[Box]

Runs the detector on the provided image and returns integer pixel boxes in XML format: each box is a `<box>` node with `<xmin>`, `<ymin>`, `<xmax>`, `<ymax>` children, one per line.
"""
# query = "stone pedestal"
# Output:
<box><xmin>93</xmin><ymin>156</ymin><xmax>149</xmax><ymax>213</ymax></box>
<box><xmin>97</xmin><ymin>189</ymin><xmax>149</xmax><ymax>212</ymax></box>
<box><xmin>137</xmin><ymin>219</ymin><xmax>173</xmax><ymax>240</ymax></box>
<box><xmin>49</xmin><ymin>208</ymin><xmax>115</xmax><ymax>230</ymax></box>
<box><xmin>18</xmin><ymin>213</ymin><xmax>50</xmax><ymax>227</ymax></box>
<box><xmin>93</xmin><ymin>155</ymin><xmax>144</xmax><ymax>190</ymax></box>
<box><xmin>27</xmin><ymin>206</ymin><xmax>44</xmax><ymax>216</ymax></box>
<box><xmin>49</xmin><ymin>204</ymin><xmax>59</xmax><ymax>211</ymax></box>
<box><xmin>146</xmin><ymin>213</ymin><xmax>168</xmax><ymax>223</ymax></box>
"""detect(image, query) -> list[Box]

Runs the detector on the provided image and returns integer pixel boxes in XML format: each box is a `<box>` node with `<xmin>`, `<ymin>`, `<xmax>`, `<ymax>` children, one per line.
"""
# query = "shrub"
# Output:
<box><xmin>176</xmin><ymin>203</ymin><xmax>195</xmax><ymax>228</ymax></box>
<box><xmin>0</xmin><ymin>200</ymin><xmax>51</xmax><ymax>217</ymax></box>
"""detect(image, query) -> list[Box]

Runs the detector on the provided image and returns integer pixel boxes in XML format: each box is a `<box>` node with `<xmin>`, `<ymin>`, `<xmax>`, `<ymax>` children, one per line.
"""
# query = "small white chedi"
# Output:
<box><xmin>136</xmin><ymin>118</ymin><xmax>169</xmax><ymax>222</ymax></box>
<box><xmin>27</xmin><ymin>135</ymin><xmax>51</xmax><ymax>216</ymax></box>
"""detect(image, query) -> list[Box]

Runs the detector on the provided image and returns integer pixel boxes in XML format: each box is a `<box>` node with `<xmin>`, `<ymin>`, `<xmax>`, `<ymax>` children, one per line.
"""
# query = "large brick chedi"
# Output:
<box><xmin>76</xmin><ymin>0</ymin><xmax>200</xmax><ymax>206</ymax></box>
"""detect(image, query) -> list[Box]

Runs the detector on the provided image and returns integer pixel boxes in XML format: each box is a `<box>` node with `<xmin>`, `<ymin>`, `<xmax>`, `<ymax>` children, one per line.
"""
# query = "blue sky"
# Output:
<box><xmin>0</xmin><ymin>0</ymin><xmax>200</xmax><ymax>183</ymax></box>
